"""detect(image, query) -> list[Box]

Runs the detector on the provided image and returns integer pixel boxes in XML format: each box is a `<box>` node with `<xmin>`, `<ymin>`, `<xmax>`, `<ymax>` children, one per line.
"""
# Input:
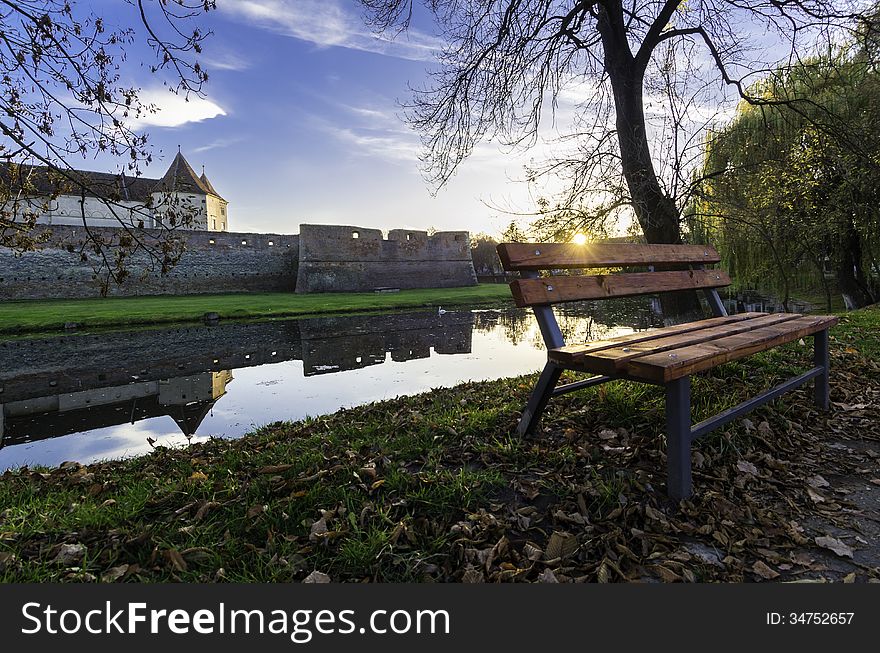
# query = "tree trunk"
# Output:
<box><xmin>815</xmin><ymin>255</ymin><xmax>833</xmax><ymax>312</ymax></box>
<box><xmin>597</xmin><ymin>4</ymin><xmax>701</xmax><ymax>321</ymax></box>
<box><xmin>837</xmin><ymin>220</ymin><xmax>875</xmax><ymax>309</ymax></box>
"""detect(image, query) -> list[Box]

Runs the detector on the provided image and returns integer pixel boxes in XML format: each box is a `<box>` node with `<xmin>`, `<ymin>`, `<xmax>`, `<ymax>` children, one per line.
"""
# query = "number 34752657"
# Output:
<box><xmin>767</xmin><ymin>613</ymin><xmax>854</xmax><ymax>625</ymax></box>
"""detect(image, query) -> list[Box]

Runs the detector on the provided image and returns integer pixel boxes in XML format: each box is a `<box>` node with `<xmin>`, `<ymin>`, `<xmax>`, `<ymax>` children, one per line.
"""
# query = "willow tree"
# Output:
<box><xmin>359</xmin><ymin>1</ymin><xmax>868</xmax><ymax>248</ymax></box>
<box><xmin>692</xmin><ymin>49</ymin><xmax>880</xmax><ymax>310</ymax></box>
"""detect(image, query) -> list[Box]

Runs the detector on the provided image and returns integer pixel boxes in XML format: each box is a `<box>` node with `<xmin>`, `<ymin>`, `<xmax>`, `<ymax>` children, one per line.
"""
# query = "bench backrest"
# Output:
<box><xmin>496</xmin><ymin>242</ymin><xmax>730</xmax><ymax>308</ymax></box>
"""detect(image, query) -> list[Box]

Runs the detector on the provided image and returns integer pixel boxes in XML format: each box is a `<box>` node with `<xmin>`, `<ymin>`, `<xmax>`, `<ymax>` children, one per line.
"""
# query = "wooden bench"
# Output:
<box><xmin>497</xmin><ymin>242</ymin><xmax>838</xmax><ymax>499</ymax></box>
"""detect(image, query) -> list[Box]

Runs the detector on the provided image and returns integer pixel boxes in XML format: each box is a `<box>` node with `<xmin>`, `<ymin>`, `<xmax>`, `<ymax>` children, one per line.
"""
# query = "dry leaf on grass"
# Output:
<box><xmin>303</xmin><ymin>571</ymin><xmax>331</xmax><ymax>583</ymax></box>
<box><xmin>52</xmin><ymin>543</ymin><xmax>86</xmax><ymax>566</ymax></box>
<box><xmin>101</xmin><ymin>565</ymin><xmax>129</xmax><ymax>583</ymax></box>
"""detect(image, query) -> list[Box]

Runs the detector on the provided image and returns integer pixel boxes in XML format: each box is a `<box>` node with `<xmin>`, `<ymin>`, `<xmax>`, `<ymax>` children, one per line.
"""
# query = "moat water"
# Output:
<box><xmin>0</xmin><ymin>293</ymin><xmax>811</xmax><ymax>470</ymax></box>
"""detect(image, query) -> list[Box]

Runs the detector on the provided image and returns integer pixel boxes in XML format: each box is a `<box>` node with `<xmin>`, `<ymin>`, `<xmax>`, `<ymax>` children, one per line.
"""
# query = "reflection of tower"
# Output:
<box><xmin>158</xmin><ymin>371</ymin><xmax>233</xmax><ymax>436</ymax></box>
<box><xmin>0</xmin><ymin>370</ymin><xmax>233</xmax><ymax>448</ymax></box>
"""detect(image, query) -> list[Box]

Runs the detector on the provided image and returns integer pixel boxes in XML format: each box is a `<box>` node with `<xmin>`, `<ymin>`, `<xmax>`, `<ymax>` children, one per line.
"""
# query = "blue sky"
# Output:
<box><xmin>77</xmin><ymin>1</ymin><xmax>808</xmax><ymax>238</ymax></box>
<box><xmin>83</xmin><ymin>0</ymin><xmax>550</xmax><ymax>237</ymax></box>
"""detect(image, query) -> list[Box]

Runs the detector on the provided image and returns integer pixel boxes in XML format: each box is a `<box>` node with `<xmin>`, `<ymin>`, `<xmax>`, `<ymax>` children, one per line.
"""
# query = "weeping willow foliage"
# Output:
<box><xmin>689</xmin><ymin>40</ymin><xmax>880</xmax><ymax>310</ymax></box>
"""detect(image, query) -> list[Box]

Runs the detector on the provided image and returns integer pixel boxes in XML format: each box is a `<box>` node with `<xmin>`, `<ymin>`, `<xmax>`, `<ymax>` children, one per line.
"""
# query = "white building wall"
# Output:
<box><xmin>206</xmin><ymin>194</ymin><xmax>228</xmax><ymax>232</ymax></box>
<box><xmin>44</xmin><ymin>195</ymin><xmax>156</xmax><ymax>228</ymax></box>
<box><xmin>150</xmin><ymin>191</ymin><xmax>208</xmax><ymax>230</ymax></box>
<box><xmin>4</xmin><ymin>195</ymin><xmax>157</xmax><ymax>229</ymax></box>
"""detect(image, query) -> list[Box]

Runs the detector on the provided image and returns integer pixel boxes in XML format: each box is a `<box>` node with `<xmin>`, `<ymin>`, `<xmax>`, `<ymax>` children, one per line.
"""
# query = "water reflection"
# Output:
<box><xmin>0</xmin><ymin>299</ymin><xmax>665</xmax><ymax>469</ymax></box>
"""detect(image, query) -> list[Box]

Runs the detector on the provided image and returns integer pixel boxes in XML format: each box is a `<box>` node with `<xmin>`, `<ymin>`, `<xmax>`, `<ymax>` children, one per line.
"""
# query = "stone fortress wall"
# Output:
<box><xmin>1</xmin><ymin>225</ymin><xmax>299</xmax><ymax>301</ymax></box>
<box><xmin>1</xmin><ymin>223</ymin><xmax>477</xmax><ymax>301</ymax></box>
<box><xmin>294</xmin><ymin>224</ymin><xmax>477</xmax><ymax>293</ymax></box>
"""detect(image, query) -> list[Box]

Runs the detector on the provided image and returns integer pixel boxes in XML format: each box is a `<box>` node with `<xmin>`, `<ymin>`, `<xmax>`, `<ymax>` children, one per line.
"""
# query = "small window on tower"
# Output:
<box><xmin>209</xmin><ymin>239</ymin><xmax>216</xmax><ymax>245</ymax></box>
<box><xmin>352</xmin><ymin>231</ymin><xmax>359</xmax><ymax>239</ymax></box>
<box><xmin>241</xmin><ymin>240</ymin><xmax>248</xmax><ymax>246</ymax></box>
<box><xmin>268</xmin><ymin>240</ymin><xmax>275</xmax><ymax>246</ymax></box>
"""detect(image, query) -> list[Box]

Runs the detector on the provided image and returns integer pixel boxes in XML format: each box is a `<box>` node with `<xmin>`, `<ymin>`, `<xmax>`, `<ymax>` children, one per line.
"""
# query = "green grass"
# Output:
<box><xmin>0</xmin><ymin>284</ymin><xmax>513</xmax><ymax>334</ymax></box>
<box><xmin>0</xmin><ymin>304</ymin><xmax>877</xmax><ymax>583</ymax></box>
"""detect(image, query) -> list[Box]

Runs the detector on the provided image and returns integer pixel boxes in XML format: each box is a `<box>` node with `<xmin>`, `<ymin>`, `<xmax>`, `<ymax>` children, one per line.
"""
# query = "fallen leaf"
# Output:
<box><xmin>815</xmin><ymin>536</ymin><xmax>854</xmax><ymax>559</ymax></box>
<box><xmin>654</xmin><ymin>565</ymin><xmax>683</xmax><ymax>582</ymax></box>
<box><xmin>259</xmin><ymin>464</ymin><xmax>293</xmax><ymax>475</ymax></box>
<box><xmin>303</xmin><ymin>571</ymin><xmax>331</xmax><ymax>583</ymax></box>
<box><xmin>538</xmin><ymin>568</ymin><xmax>559</xmax><ymax>583</ymax></box>
<box><xmin>806</xmin><ymin>488</ymin><xmax>826</xmax><ymax>504</ymax></box>
<box><xmin>461</xmin><ymin>566</ymin><xmax>484</xmax><ymax>583</ymax></box>
<box><xmin>53</xmin><ymin>543</ymin><xmax>86</xmax><ymax>566</ymax></box>
<box><xmin>522</xmin><ymin>542</ymin><xmax>543</xmax><ymax>562</ymax></box>
<box><xmin>544</xmin><ymin>531</ymin><xmax>578</xmax><ymax>561</ymax></box>
<box><xmin>752</xmin><ymin>560</ymin><xmax>780</xmax><ymax>580</ymax></box>
<box><xmin>736</xmin><ymin>460</ymin><xmax>758</xmax><ymax>476</ymax></box>
<box><xmin>843</xmin><ymin>573</ymin><xmax>857</xmax><ymax>584</ymax></box>
<box><xmin>181</xmin><ymin>548</ymin><xmax>213</xmax><ymax>565</ymax></box>
<box><xmin>806</xmin><ymin>475</ymin><xmax>830</xmax><ymax>489</ymax></box>
<box><xmin>193</xmin><ymin>501</ymin><xmax>220</xmax><ymax>521</ymax></box>
<box><xmin>166</xmin><ymin>549</ymin><xmax>188</xmax><ymax>572</ymax></box>
<box><xmin>246</xmin><ymin>504</ymin><xmax>266</xmax><ymax>519</ymax></box>
<box><xmin>189</xmin><ymin>471</ymin><xmax>208</xmax><ymax>482</ymax></box>
<box><xmin>0</xmin><ymin>552</ymin><xmax>17</xmax><ymax>572</ymax></box>
<box><xmin>309</xmin><ymin>516</ymin><xmax>328</xmax><ymax>541</ymax></box>
<box><xmin>101</xmin><ymin>565</ymin><xmax>129</xmax><ymax>582</ymax></box>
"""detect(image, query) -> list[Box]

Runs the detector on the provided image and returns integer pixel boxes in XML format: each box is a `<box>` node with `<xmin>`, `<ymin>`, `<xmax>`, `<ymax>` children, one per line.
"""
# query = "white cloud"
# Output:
<box><xmin>202</xmin><ymin>50</ymin><xmax>253</xmax><ymax>72</ymax></box>
<box><xmin>194</xmin><ymin>137</ymin><xmax>243</xmax><ymax>153</ymax></box>
<box><xmin>127</xmin><ymin>89</ymin><xmax>227</xmax><ymax>129</ymax></box>
<box><xmin>217</xmin><ymin>0</ymin><xmax>444</xmax><ymax>61</ymax></box>
<box><xmin>324</xmin><ymin>123</ymin><xmax>420</xmax><ymax>163</ymax></box>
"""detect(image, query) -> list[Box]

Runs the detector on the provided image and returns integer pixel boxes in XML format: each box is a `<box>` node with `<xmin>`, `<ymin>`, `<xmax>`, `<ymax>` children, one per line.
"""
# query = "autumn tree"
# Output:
<box><xmin>359</xmin><ymin>1</ymin><xmax>870</xmax><ymax>249</ymax></box>
<box><xmin>0</xmin><ymin>0</ymin><xmax>215</xmax><ymax>288</ymax></box>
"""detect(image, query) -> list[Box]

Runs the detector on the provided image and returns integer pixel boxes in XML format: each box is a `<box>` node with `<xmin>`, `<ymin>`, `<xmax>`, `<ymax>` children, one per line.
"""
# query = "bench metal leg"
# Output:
<box><xmin>515</xmin><ymin>362</ymin><xmax>562</xmax><ymax>437</ymax></box>
<box><xmin>665</xmin><ymin>377</ymin><xmax>693</xmax><ymax>500</ymax></box>
<box><xmin>813</xmin><ymin>329</ymin><xmax>830</xmax><ymax>410</ymax></box>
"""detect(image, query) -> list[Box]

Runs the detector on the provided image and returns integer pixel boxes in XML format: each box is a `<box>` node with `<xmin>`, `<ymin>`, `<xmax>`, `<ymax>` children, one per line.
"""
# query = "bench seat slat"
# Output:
<box><xmin>497</xmin><ymin>242</ymin><xmax>721</xmax><ymax>270</ymax></box>
<box><xmin>551</xmin><ymin>312</ymin><xmax>768</xmax><ymax>364</ymax></box>
<box><xmin>509</xmin><ymin>269</ymin><xmax>730</xmax><ymax>307</ymax></box>
<box><xmin>624</xmin><ymin>315</ymin><xmax>839</xmax><ymax>382</ymax></box>
<box><xmin>562</xmin><ymin>313</ymin><xmax>804</xmax><ymax>375</ymax></box>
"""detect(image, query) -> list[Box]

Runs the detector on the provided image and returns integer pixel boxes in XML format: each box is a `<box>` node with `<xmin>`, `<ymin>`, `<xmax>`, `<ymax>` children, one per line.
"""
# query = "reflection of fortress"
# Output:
<box><xmin>0</xmin><ymin>312</ymin><xmax>473</xmax><ymax>448</ymax></box>
<box><xmin>1</xmin><ymin>371</ymin><xmax>232</xmax><ymax>446</ymax></box>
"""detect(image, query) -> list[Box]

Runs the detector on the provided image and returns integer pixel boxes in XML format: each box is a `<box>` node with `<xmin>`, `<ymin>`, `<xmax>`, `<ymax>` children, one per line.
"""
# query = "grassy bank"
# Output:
<box><xmin>0</xmin><ymin>284</ymin><xmax>512</xmax><ymax>334</ymax></box>
<box><xmin>1</xmin><ymin>307</ymin><xmax>878</xmax><ymax>583</ymax></box>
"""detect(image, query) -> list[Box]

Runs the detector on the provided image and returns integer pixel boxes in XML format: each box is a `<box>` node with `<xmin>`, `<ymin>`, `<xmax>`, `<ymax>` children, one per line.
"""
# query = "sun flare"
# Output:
<box><xmin>572</xmin><ymin>233</ymin><xmax>588</xmax><ymax>245</ymax></box>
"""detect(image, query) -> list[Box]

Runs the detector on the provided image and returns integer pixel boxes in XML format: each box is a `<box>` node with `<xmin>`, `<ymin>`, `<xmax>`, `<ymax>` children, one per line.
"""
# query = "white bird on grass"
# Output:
<box><xmin>438</xmin><ymin>306</ymin><xmax>447</xmax><ymax>315</ymax></box>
